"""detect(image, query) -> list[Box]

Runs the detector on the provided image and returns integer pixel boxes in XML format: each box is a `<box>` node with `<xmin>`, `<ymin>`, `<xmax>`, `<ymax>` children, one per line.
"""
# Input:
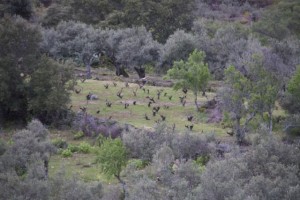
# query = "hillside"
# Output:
<box><xmin>1</xmin><ymin>0</ymin><xmax>300</xmax><ymax>199</ymax></box>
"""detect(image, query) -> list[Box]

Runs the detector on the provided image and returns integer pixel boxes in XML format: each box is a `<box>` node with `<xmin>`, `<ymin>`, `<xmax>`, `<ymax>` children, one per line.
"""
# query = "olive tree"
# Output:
<box><xmin>162</xmin><ymin>30</ymin><xmax>198</xmax><ymax>69</ymax></box>
<box><xmin>113</xmin><ymin>26</ymin><xmax>162</xmax><ymax>78</ymax></box>
<box><xmin>41</xmin><ymin>21</ymin><xmax>108</xmax><ymax>79</ymax></box>
<box><xmin>42</xmin><ymin>23</ymin><xmax>160</xmax><ymax>78</ymax></box>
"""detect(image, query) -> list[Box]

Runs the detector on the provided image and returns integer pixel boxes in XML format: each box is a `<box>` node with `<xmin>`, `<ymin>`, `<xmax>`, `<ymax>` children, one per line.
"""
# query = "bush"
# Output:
<box><xmin>67</xmin><ymin>144</ymin><xmax>80</xmax><ymax>153</ymax></box>
<box><xmin>195</xmin><ymin>155</ymin><xmax>210</xmax><ymax>167</ymax></box>
<box><xmin>122</xmin><ymin>129</ymin><xmax>166</xmax><ymax>162</ymax></box>
<box><xmin>73</xmin><ymin>131</ymin><xmax>84</xmax><ymax>140</ymax></box>
<box><xmin>127</xmin><ymin>159</ymin><xmax>147</xmax><ymax>170</ymax></box>
<box><xmin>61</xmin><ymin>149</ymin><xmax>72</xmax><ymax>157</ymax></box>
<box><xmin>52</xmin><ymin>138</ymin><xmax>68</xmax><ymax>149</ymax></box>
<box><xmin>78</xmin><ymin>142</ymin><xmax>92</xmax><ymax>154</ymax></box>
<box><xmin>191</xmin><ymin>137</ymin><xmax>300</xmax><ymax>200</ymax></box>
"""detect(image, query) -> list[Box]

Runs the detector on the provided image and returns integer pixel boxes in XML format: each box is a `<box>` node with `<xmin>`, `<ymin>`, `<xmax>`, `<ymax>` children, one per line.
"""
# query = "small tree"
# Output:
<box><xmin>96</xmin><ymin>138</ymin><xmax>128</xmax><ymax>196</ymax></box>
<box><xmin>167</xmin><ymin>50</ymin><xmax>211</xmax><ymax>111</ymax></box>
<box><xmin>287</xmin><ymin>66</ymin><xmax>300</xmax><ymax>103</ymax></box>
<box><xmin>221</xmin><ymin>65</ymin><xmax>252</xmax><ymax>144</ymax></box>
<box><xmin>248</xmin><ymin>54</ymin><xmax>280</xmax><ymax>133</ymax></box>
<box><xmin>281</xmin><ymin>65</ymin><xmax>300</xmax><ymax>114</ymax></box>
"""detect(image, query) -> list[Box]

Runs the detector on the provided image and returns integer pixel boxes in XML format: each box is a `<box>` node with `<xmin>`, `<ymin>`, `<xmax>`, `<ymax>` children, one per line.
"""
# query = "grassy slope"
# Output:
<box><xmin>48</xmin><ymin>130</ymin><xmax>116</xmax><ymax>183</ymax></box>
<box><xmin>49</xmin><ymin>78</ymin><xmax>227</xmax><ymax>183</ymax></box>
<box><xmin>71</xmin><ymin>80</ymin><xmax>225</xmax><ymax>134</ymax></box>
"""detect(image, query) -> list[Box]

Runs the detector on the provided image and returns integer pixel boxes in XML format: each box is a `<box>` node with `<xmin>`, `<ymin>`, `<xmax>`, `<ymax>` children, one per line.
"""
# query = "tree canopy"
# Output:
<box><xmin>0</xmin><ymin>17</ymin><xmax>74</xmax><ymax>125</ymax></box>
<box><xmin>167</xmin><ymin>50</ymin><xmax>211</xmax><ymax>111</ymax></box>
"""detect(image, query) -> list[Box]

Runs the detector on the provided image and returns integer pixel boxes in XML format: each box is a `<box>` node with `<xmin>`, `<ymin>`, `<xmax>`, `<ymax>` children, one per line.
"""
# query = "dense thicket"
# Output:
<box><xmin>0</xmin><ymin>17</ymin><xmax>74</xmax><ymax>125</ymax></box>
<box><xmin>122</xmin><ymin>127</ymin><xmax>300</xmax><ymax>199</ymax></box>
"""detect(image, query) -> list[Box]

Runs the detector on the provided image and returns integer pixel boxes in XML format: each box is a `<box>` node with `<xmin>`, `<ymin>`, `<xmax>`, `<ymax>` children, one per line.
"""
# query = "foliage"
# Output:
<box><xmin>269</xmin><ymin>36</ymin><xmax>300</xmax><ymax>75</ymax></box>
<box><xmin>41</xmin><ymin>3</ymin><xmax>72</xmax><ymax>27</ymax></box>
<box><xmin>220</xmin><ymin>65</ymin><xmax>252</xmax><ymax>143</ymax></box>
<box><xmin>96</xmin><ymin>138</ymin><xmax>128</xmax><ymax>179</ymax></box>
<box><xmin>253</xmin><ymin>0</ymin><xmax>300</xmax><ymax>40</ymax></box>
<box><xmin>287</xmin><ymin>66</ymin><xmax>300</xmax><ymax>101</ymax></box>
<box><xmin>113</xmin><ymin>26</ymin><xmax>162</xmax><ymax>77</ymax></box>
<box><xmin>167</xmin><ymin>50</ymin><xmax>211</xmax><ymax>111</ymax></box>
<box><xmin>78</xmin><ymin>142</ymin><xmax>92</xmax><ymax>154</ymax></box>
<box><xmin>42</xmin><ymin>22</ymin><xmax>161</xmax><ymax>77</ymax></box>
<box><xmin>0</xmin><ymin>139</ymin><xmax>7</xmax><ymax>156</ymax></box>
<box><xmin>67</xmin><ymin>144</ymin><xmax>80</xmax><ymax>153</ymax></box>
<box><xmin>248</xmin><ymin>54</ymin><xmax>280</xmax><ymax>132</ymax></box>
<box><xmin>221</xmin><ymin>49</ymin><xmax>281</xmax><ymax>142</ymax></box>
<box><xmin>194</xmin><ymin>0</ymin><xmax>260</xmax><ymax>21</ymax></box>
<box><xmin>123</xmin><ymin>127</ymin><xmax>212</xmax><ymax>163</ymax></box>
<box><xmin>61</xmin><ymin>149</ymin><xmax>72</xmax><ymax>157</ymax></box>
<box><xmin>0</xmin><ymin>0</ymin><xmax>33</xmax><ymax>19</ymax></box>
<box><xmin>73</xmin><ymin>131</ymin><xmax>84</xmax><ymax>140</ymax></box>
<box><xmin>41</xmin><ymin>20</ymin><xmax>106</xmax><ymax>79</ymax></box>
<box><xmin>190</xmin><ymin>136</ymin><xmax>300</xmax><ymax>200</ymax></box>
<box><xmin>125</xmin><ymin>175</ymin><xmax>162</xmax><ymax>200</ymax></box>
<box><xmin>101</xmin><ymin>0</ymin><xmax>195</xmax><ymax>43</ymax></box>
<box><xmin>122</xmin><ymin>129</ymin><xmax>166</xmax><ymax>162</ymax></box>
<box><xmin>162</xmin><ymin>30</ymin><xmax>198</xmax><ymax>68</ymax></box>
<box><xmin>170</xmin><ymin>132</ymin><xmax>211</xmax><ymax>160</ymax></box>
<box><xmin>127</xmin><ymin>159</ymin><xmax>147</xmax><ymax>170</ymax></box>
<box><xmin>72</xmin><ymin>112</ymin><xmax>123</xmax><ymax>138</ymax></box>
<box><xmin>51</xmin><ymin>138</ymin><xmax>68</xmax><ymax>149</ymax></box>
<box><xmin>0</xmin><ymin>16</ymin><xmax>40</xmax><ymax>122</ymax></box>
<box><xmin>195</xmin><ymin>155</ymin><xmax>210</xmax><ymax>167</ymax></box>
<box><xmin>28</xmin><ymin>56</ymin><xmax>75</xmax><ymax>124</ymax></box>
<box><xmin>0</xmin><ymin>17</ymin><xmax>74</xmax><ymax>125</ymax></box>
<box><xmin>0</xmin><ymin>162</ymin><xmax>104</xmax><ymax>200</ymax></box>
<box><xmin>281</xmin><ymin>66</ymin><xmax>300</xmax><ymax>114</ymax></box>
<box><xmin>0</xmin><ymin>120</ymin><xmax>56</xmax><ymax>177</ymax></box>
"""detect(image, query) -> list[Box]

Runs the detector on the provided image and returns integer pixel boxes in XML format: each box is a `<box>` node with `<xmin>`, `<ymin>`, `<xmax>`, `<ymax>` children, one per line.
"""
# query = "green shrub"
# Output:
<box><xmin>199</xmin><ymin>107</ymin><xmax>206</xmax><ymax>113</ymax></box>
<box><xmin>221</xmin><ymin>112</ymin><xmax>233</xmax><ymax>128</ymax></box>
<box><xmin>128</xmin><ymin>159</ymin><xmax>147</xmax><ymax>170</ymax></box>
<box><xmin>73</xmin><ymin>131</ymin><xmax>84</xmax><ymax>140</ymax></box>
<box><xmin>79</xmin><ymin>142</ymin><xmax>92</xmax><ymax>153</ymax></box>
<box><xmin>52</xmin><ymin>138</ymin><xmax>68</xmax><ymax>149</ymax></box>
<box><xmin>67</xmin><ymin>144</ymin><xmax>80</xmax><ymax>153</ymax></box>
<box><xmin>61</xmin><ymin>149</ymin><xmax>72</xmax><ymax>157</ymax></box>
<box><xmin>195</xmin><ymin>155</ymin><xmax>210</xmax><ymax>167</ymax></box>
<box><xmin>145</xmin><ymin>64</ymin><xmax>155</xmax><ymax>75</ymax></box>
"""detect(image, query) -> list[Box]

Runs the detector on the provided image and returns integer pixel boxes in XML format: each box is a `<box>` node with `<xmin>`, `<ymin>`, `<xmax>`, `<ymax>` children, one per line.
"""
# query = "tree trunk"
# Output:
<box><xmin>134</xmin><ymin>66</ymin><xmax>146</xmax><ymax>78</ymax></box>
<box><xmin>86</xmin><ymin>64</ymin><xmax>92</xmax><ymax>79</ymax></box>
<box><xmin>194</xmin><ymin>93</ymin><xmax>200</xmax><ymax>112</ymax></box>
<box><xmin>268</xmin><ymin>109</ymin><xmax>273</xmax><ymax>134</ymax></box>
<box><xmin>44</xmin><ymin>160</ymin><xmax>49</xmax><ymax>179</ymax></box>
<box><xmin>236</xmin><ymin>113</ymin><xmax>255</xmax><ymax>145</ymax></box>
<box><xmin>115</xmin><ymin>174</ymin><xmax>128</xmax><ymax>199</ymax></box>
<box><xmin>115</xmin><ymin>65</ymin><xmax>129</xmax><ymax>77</ymax></box>
<box><xmin>235</xmin><ymin>117</ymin><xmax>244</xmax><ymax>144</ymax></box>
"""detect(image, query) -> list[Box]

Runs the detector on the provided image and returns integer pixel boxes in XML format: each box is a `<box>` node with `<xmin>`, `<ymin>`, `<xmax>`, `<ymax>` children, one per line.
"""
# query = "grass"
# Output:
<box><xmin>71</xmin><ymin>80</ymin><xmax>225</xmax><ymax>135</ymax></box>
<box><xmin>48</xmin><ymin>130</ymin><xmax>116</xmax><ymax>183</ymax></box>
<box><xmin>49</xmin><ymin>153</ymin><xmax>116</xmax><ymax>183</ymax></box>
